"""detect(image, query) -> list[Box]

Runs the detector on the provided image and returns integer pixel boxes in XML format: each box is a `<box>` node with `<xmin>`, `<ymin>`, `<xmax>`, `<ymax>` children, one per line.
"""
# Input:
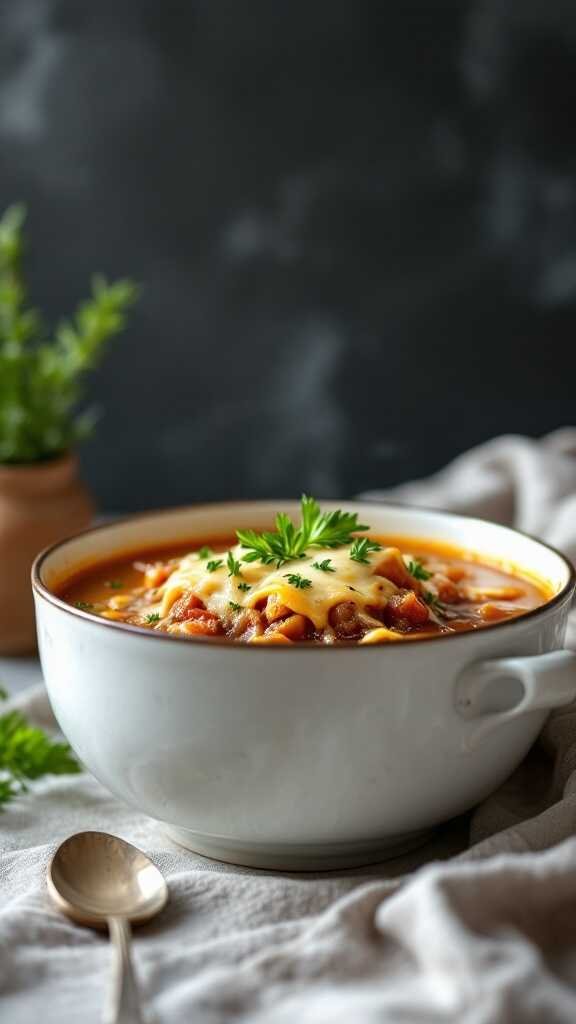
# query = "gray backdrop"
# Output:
<box><xmin>1</xmin><ymin>1</ymin><xmax>574</xmax><ymax>511</ymax></box>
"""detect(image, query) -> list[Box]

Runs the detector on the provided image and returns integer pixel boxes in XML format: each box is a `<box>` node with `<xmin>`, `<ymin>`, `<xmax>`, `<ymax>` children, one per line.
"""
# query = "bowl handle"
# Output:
<box><xmin>456</xmin><ymin>650</ymin><xmax>576</xmax><ymax>752</ymax></box>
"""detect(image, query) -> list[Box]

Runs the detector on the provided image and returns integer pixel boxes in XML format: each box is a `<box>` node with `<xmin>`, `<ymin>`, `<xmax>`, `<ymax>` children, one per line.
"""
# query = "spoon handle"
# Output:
<box><xmin>104</xmin><ymin>916</ymin><xmax>145</xmax><ymax>1024</ymax></box>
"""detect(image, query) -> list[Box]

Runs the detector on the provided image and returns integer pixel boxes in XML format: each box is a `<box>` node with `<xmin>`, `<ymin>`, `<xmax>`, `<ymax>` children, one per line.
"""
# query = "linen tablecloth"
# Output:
<box><xmin>2</xmin><ymin>428</ymin><xmax>576</xmax><ymax>1022</ymax></box>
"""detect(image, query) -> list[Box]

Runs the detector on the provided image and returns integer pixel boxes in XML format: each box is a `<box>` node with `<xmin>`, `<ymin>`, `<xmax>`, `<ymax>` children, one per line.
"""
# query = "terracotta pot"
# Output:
<box><xmin>0</xmin><ymin>452</ymin><xmax>94</xmax><ymax>655</ymax></box>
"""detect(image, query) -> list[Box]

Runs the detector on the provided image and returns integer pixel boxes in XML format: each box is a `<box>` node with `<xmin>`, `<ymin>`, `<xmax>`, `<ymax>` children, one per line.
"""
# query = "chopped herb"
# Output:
<box><xmin>0</xmin><ymin>689</ymin><xmax>81</xmax><ymax>810</ymax></box>
<box><xmin>237</xmin><ymin>495</ymin><xmax>369</xmax><ymax>568</ymax></box>
<box><xmin>407</xmin><ymin>559</ymin><xmax>432</xmax><ymax>582</ymax></box>
<box><xmin>74</xmin><ymin>601</ymin><xmax>94</xmax><ymax>611</ymax></box>
<box><xmin>145</xmin><ymin>612</ymin><xmax>160</xmax><ymax>624</ymax></box>
<box><xmin>283</xmin><ymin>573</ymin><xmax>312</xmax><ymax>590</ymax></box>
<box><xmin>228</xmin><ymin>601</ymin><xmax>242</xmax><ymax>612</ymax></box>
<box><xmin>104</xmin><ymin>579</ymin><xmax>123</xmax><ymax>589</ymax></box>
<box><xmin>198</xmin><ymin>546</ymin><xmax>212</xmax><ymax>559</ymax></box>
<box><xmin>312</xmin><ymin>559</ymin><xmax>336</xmax><ymax>573</ymax></box>
<box><xmin>226</xmin><ymin>551</ymin><xmax>243</xmax><ymax>577</ymax></box>
<box><xmin>237</xmin><ymin>582</ymin><xmax>251</xmax><ymax>592</ymax></box>
<box><xmin>423</xmin><ymin>590</ymin><xmax>445</xmax><ymax>613</ymax></box>
<box><xmin>348</xmin><ymin>586</ymin><xmax>358</xmax><ymax>592</ymax></box>
<box><xmin>349</xmin><ymin>538</ymin><xmax>382</xmax><ymax>564</ymax></box>
<box><xmin>206</xmin><ymin>559</ymin><xmax>224</xmax><ymax>573</ymax></box>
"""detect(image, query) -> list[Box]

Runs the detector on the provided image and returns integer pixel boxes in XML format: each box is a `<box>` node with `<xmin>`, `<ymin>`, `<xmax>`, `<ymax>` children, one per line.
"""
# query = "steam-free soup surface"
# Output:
<box><xmin>61</xmin><ymin>530</ymin><xmax>549</xmax><ymax>646</ymax></box>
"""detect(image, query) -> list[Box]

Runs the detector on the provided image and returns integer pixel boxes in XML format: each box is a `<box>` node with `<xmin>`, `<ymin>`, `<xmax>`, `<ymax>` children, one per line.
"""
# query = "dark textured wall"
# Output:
<box><xmin>1</xmin><ymin>1</ymin><xmax>574</xmax><ymax>511</ymax></box>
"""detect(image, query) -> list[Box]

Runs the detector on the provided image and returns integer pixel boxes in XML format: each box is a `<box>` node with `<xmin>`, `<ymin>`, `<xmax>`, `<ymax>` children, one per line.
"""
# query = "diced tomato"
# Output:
<box><xmin>170</xmin><ymin>592</ymin><xmax>205</xmax><ymax>622</ymax></box>
<box><xmin>373</xmin><ymin>549</ymin><xmax>418</xmax><ymax>590</ymax></box>
<box><xmin>384</xmin><ymin>590</ymin><xmax>430</xmax><ymax>630</ymax></box>
<box><xmin>180</xmin><ymin>610</ymin><xmax>222</xmax><ymax>637</ymax></box>
<box><xmin>430</xmin><ymin>574</ymin><xmax>461</xmax><ymax>604</ymax></box>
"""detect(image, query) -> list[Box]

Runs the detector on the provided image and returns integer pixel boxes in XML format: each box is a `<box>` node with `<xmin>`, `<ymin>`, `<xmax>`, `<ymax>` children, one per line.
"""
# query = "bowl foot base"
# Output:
<box><xmin>161</xmin><ymin>825</ymin><xmax>433</xmax><ymax>871</ymax></box>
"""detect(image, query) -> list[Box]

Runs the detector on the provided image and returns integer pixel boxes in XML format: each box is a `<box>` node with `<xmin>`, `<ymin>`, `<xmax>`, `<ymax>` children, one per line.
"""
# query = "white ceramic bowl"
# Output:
<box><xmin>32</xmin><ymin>501</ymin><xmax>576</xmax><ymax>870</ymax></box>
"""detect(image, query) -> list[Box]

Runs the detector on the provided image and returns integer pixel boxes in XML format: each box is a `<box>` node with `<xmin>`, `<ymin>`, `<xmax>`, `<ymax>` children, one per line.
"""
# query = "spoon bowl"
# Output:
<box><xmin>48</xmin><ymin>831</ymin><xmax>168</xmax><ymax>1024</ymax></box>
<box><xmin>48</xmin><ymin>831</ymin><xmax>168</xmax><ymax>928</ymax></box>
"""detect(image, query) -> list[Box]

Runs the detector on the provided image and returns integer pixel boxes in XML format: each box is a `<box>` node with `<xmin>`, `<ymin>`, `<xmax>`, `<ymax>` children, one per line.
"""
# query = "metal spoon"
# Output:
<box><xmin>48</xmin><ymin>831</ymin><xmax>168</xmax><ymax>1024</ymax></box>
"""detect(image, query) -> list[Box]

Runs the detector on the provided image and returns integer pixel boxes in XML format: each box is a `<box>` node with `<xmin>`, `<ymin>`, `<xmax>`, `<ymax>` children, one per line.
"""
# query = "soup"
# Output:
<box><xmin>60</xmin><ymin>498</ymin><xmax>551</xmax><ymax>645</ymax></box>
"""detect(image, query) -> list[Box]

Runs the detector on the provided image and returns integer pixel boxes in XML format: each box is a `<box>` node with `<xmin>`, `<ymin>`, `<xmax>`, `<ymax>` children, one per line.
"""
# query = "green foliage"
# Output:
<box><xmin>0</xmin><ymin>203</ymin><xmax>139</xmax><ymax>463</ymax></box>
<box><xmin>407</xmin><ymin>559</ymin><xmax>433</xmax><ymax>582</ymax></box>
<box><xmin>237</xmin><ymin>495</ymin><xmax>370</xmax><ymax>569</ymax></box>
<box><xmin>206</xmin><ymin>559</ymin><xmax>224</xmax><ymax>573</ymax></box>
<box><xmin>312</xmin><ymin>559</ymin><xmax>336</xmax><ymax>572</ymax></box>
<box><xmin>349</xmin><ymin>537</ymin><xmax>382</xmax><ymax>564</ymax></box>
<box><xmin>283</xmin><ymin>572</ymin><xmax>312</xmax><ymax>589</ymax></box>
<box><xmin>226</xmin><ymin>551</ymin><xmax>243</xmax><ymax>577</ymax></box>
<box><xmin>0</xmin><ymin>689</ymin><xmax>81</xmax><ymax>809</ymax></box>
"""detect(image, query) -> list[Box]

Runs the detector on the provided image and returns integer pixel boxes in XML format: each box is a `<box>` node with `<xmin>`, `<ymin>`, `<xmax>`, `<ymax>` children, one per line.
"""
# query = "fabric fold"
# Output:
<box><xmin>2</xmin><ymin>429</ymin><xmax>576</xmax><ymax>1022</ymax></box>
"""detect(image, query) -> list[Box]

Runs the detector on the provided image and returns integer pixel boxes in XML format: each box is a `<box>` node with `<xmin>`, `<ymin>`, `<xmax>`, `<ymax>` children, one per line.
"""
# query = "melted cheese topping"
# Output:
<box><xmin>159</xmin><ymin>544</ymin><xmax>398</xmax><ymax>629</ymax></box>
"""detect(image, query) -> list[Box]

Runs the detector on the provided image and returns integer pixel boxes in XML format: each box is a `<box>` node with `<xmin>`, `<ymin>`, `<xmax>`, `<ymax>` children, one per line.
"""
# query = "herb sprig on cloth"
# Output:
<box><xmin>0</xmin><ymin>687</ymin><xmax>81</xmax><ymax>809</ymax></box>
<box><xmin>237</xmin><ymin>496</ymin><xmax>369</xmax><ymax>569</ymax></box>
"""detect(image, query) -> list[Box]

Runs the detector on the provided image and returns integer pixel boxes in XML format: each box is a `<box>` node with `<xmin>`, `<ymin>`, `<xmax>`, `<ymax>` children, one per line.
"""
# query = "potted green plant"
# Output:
<box><xmin>0</xmin><ymin>204</ymin><xmax>138</xmax><ymax>654</ymax></box>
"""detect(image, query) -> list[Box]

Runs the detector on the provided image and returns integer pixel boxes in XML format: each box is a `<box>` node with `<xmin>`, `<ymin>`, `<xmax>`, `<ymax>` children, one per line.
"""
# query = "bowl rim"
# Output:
<box><xmin>31</xmin><ymin>499</ymin><xmax>576</xmax><ymax>651</ymax></box>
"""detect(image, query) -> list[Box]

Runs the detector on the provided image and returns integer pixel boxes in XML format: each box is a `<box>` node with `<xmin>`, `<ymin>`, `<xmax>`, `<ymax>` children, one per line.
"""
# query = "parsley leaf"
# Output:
<box><xmin>349</xmin><ymin>538</ymin><xmax>382</xmax><ymax>564</ymax></box>
<box><xmin>407</xmin><ymin>559</ymin><xmax>432</xmax><ymax>582</ymax></box>
<box><xmin>312</xmin><ymin>559</ymin><xmax>336</xmax><ymax>573</ymax></box>
<box><xmin>197</xmin><ymin>546</ymin><xmax>212</xmax><ymax>559</ymax></box>
<box><xmin>74</xmin><ymin>601</ymin><xmax>94</xmax><ymax>611</ymax></box>
<box><xmin>228</xmin><ymin>601</ymin><xmax>242</xmax><ymax>612</ymax></box>
<box><xmin>237</xmin><ymin>495</ymin><xmax>370</xmax><ymax>568</ymax></box>
<box><xmin>145</xmin><ymin>612</ymin><xmax>160</xmax><ymax>624</ymax></box>
<box><xmin>237</xmin><ymin>582</ymin><xmax>251</xmax><ymax>592</ymax></box>
<box><xmin>226</xmin><ymin>551</ymin><xmax>243</xmax><ymax>577</ymax></box>
<box><xmin>423</xmin><ymin>590</ymin><xmax>446</xmax><ymax>614</ymax></box>
<box><xmin>104</xmin><ymin>580</ymin><xmax>123</xmax><ymax>589</ymax></box>
<box><xmin>283</xmin><ymin>573</ymin><xmax>312</xmax><ymax>590</ymax></box>
<box><xmin>0</xmin><ymin>690</ymin><xmax>81</xmax><ymax>810</ymax></box>
<box><xmin>206</xmin><ymin>559</ymin><xmax>223</xmax><ymax>573</ymax></box>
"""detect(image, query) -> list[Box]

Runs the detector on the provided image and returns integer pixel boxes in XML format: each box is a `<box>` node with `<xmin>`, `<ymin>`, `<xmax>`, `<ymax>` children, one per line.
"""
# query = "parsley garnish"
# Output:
<box><xmin>206</xmin><ymin>559</ymin><xmax>223</xmax><ymax>573</ymax></box>
<box><xmin>423</xmin><ymin>590</ymin><xmax>445</xmax><ymax>613</ymax></box>
<box><xmin>283</xmin><ymin>573</ymin><xmax>312</xmax><ymax>590</ymax></box>
<box><xmin>237</xmin><ymin>582</ymin><xmax>251</xmax><ymax>592</ymax></box>
<box><xmin>198</xmin><ymin>546</ymin><xmax>212</xmax><ymax>559</ymax></box>
<box><xmin>237</xmin><ymin>495</ymin><xmax>369</xmax><ymax>569</ymax></box>
<box><xmin>407</xmin><ymin>559</ymin><xmax>432</xmax><ymax>582</ymax></box>
<box><xmin>145</xmin><ymin>612</ymin><xmax>160</xmax><ymax>624</ymax></box>
<box><xmin>74</xmin><ymin>601</ymin><xmax>94</xmax><ymax>611</ymax></box>
<box><xmin>104</xmin><ymin>580</ymin><xmax>123</xmax><ymax>589</ymax></box>
<box><xmin>227</xmin><ymin>551</ymin><xmax>243</xmax><ymax>577</ymax></box>
<box><xmin>349</xmin><ymin>538</ymin><xmax>382</xmax><ymax>564</ymax></box>
<box><xmin>228</xmin><ymin>601</ymin><xmax>242</xmax><ymax>612</ymax></box>
<box><xmin>0</xmin><ymin>689</ymin><xmax>81</xmax><ymax>810</ymax></box>
<box><xmin>312</xmin><ymin>559</ymin><xmax>336</xmax><ymax>573</ymax></box>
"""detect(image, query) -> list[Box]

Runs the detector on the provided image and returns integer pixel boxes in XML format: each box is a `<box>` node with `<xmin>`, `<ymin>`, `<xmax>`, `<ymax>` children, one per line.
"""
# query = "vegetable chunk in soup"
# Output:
<box><xmin>61</xmin><ymin>498</ymin><xmax>551</xmax><ymax>645</ymax></box>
